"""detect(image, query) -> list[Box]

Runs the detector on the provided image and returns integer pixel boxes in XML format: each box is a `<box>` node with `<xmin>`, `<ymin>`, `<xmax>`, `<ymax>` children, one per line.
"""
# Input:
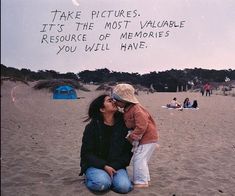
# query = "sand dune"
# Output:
<box><xmin>1</xmin><ymin>81</ymin><xmax>235</xmax><ymax>196</ymax></box>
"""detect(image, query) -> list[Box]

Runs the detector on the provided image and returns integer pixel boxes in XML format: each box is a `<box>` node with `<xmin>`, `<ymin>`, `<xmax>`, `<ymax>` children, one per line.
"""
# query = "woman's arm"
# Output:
<box><xmin>108</xmin><ymin>124</ymin><xmax>133</xmax><ymax>170</ymax></box>
<box><xmin>128</xmin><ymin>109</ymin><xmax>149</xmax><ymax>142</ymax></box>
<box><xmin>108</xmin><ymin>143</ymin><xmax>133</xmax><ymax>170</ymax></box>
<box><xmin>80</xmin><ymin>123</ymin><xmax>106</xmax><ymax>170</ymax></box>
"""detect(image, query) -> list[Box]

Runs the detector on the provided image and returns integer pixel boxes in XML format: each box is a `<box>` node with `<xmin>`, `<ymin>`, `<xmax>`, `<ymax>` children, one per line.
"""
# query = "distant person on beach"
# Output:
<box><xmin>183</xmin><ymin>98</ymin><xmax>198</xmax><ymax>108</ymax></box>
<box><xmin>183</xmin><ymin>98</ymin><xmax>191</xmax><ymax>108</ymax></box>
<box><xmin>204</xmin><ymin>83</ymin><xmax>211</xmax><ymax>96</ymax></box>
<box><xmin>80</xmin><ymin>95</ymin><xmax>133</xmax><ymax>194</ymax></box>
<box><xmin>200</xmin><ymin>86</ymin><xmax>205</xmax><ymax>96</ymax></box>
<box><xmin>167</xmin><ymin>97</ymin><xmax>182</xmax><ymax>108</ymax></box>
<box><xmin>112</xmin><ymin>84</ymin><xmax>158</xmax><ymax>188</ymax></box>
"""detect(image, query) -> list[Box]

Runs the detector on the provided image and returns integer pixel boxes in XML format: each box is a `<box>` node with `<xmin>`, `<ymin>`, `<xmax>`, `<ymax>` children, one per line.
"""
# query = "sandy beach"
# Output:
<box><xmin>1</xmin><ymin>80</ymin><xmax>235</xmax><ymax>196</ymax></box>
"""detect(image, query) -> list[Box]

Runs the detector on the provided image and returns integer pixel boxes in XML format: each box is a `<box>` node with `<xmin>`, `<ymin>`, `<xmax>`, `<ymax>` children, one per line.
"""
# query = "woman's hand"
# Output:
<box><xmin>104</xmin><ymin>165</ymin><xmax>116</xmax><ymax>178</ymax></box>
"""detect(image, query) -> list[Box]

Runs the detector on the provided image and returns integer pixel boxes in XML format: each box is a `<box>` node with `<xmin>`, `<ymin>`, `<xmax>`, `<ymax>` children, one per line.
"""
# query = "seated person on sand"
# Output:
<box><xmin>166</xmin><ymin>97</ymin><xmax>182</xmax><ymax>108</ymax></box>
<box><xmin>79</xmin><ymin>94</ymin><xmax>133</xmax><ymax>194</ymax></box>
<box><xmin>183</xmin><ymin>98</ymin><xmax>198</xmax><ymax>108</ymax></box>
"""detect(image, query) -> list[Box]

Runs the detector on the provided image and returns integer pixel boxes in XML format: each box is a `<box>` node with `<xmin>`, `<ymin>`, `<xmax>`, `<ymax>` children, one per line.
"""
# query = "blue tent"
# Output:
<box><xmin>53</xmin><ymin>85</ymin><xmax>77</xmax><ymax>99</ymax></box>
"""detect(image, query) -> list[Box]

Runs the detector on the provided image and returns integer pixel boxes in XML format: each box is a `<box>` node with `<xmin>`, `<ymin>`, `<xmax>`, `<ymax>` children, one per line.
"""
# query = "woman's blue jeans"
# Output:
<box><xmin>85</xmin><ymin>167</ymin><xmax>133</xmax><ymax>193</ymax></box>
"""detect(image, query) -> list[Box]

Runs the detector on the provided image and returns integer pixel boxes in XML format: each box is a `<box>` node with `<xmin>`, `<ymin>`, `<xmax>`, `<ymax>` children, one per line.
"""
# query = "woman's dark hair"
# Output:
<box><xmin>84</xmin><ymin>94</ymin><xmax>108</xmax><ymax>122</ymax></box>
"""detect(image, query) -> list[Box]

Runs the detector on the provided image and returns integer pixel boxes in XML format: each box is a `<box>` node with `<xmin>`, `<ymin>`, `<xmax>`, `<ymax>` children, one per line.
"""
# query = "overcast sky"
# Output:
<box><xmin>1</xmin><ymin>0</ymin><xmax>235</xmax><ymax>74</ymax></box>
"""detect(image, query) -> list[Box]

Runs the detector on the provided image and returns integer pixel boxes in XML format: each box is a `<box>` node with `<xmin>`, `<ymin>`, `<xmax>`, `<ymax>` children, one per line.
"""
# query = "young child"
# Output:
<box><xmin>112</xmin><ymin>83</ymin><xmax>159</xmax><ymax>188</ymax></box>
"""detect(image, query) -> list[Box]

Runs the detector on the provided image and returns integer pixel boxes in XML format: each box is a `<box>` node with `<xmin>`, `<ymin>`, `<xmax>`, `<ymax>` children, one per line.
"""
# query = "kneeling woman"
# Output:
<box><xmin>80</xmin><ymin>95</ymin><xmax>133</xmax><ymax>193</ymax></box>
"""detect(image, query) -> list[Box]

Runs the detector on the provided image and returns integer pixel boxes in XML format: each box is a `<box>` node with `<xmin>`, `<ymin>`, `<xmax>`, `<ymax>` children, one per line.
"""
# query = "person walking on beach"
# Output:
<box><xmin>80</xmin><ymin>95</ymin><xmax>133</xmax><ymax>194</ymax></box>
<box><xmin>200</xmin><ymin>86</ymin><xmax>205</xmax><ymax>96</ymax></box>
<box><xmin>112</xmin><ymin>84</ymin><xmax>159</xmax><ymax>188</ymax></box>
<box><xmin>204</xmin><ymin>83</ymin><xmax>211</xmax><ymax>96</ymax></box>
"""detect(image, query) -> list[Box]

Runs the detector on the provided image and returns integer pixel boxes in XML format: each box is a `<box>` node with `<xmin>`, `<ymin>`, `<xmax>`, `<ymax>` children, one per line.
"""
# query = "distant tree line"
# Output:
<box><xmin>78</xmin><ymin>68</ymin><xmax>235</xmax><ymax>91</ymax></box>
<box><xmin>1</xmin><ymin>64</ymin><xmax>234</xmax><ymax>92</ymax></box>
<box><xmin>1</xmin><ymin>64</ymin><xmax>78</xmax><ymax>81</ymax></box>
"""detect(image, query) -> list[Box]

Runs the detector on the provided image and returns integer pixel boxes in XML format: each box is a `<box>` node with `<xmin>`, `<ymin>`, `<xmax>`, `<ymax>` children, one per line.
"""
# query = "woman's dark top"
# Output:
<box><xmin>101</xmin><ymin>124</ymin><xmax>113</xmax><ymax>159</ymax></box>
<box><xmin>79</xmin><ymin>112</ymin><xmax>133</xmax><ymax>175</ymax></box>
